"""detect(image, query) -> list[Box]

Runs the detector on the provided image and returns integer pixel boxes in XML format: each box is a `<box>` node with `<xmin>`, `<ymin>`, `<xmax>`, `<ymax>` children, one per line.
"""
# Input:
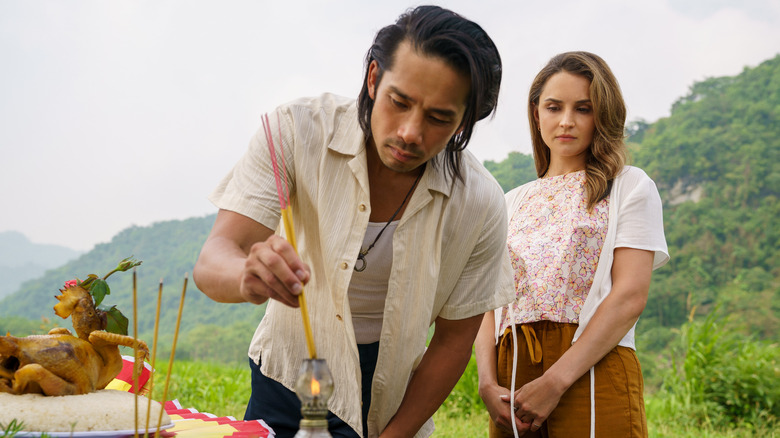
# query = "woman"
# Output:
<box><xmin>475</xmin><ymin>52</ymin><xmax>669</xmax><ymax>438</ymax></box>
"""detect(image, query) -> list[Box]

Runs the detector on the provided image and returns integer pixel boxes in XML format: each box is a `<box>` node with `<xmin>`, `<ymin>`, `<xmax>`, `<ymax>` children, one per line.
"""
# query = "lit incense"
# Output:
<box><xmin>263</xmin><ymin>112</ymin><xmax>317</xmax><ymax>359</ymax></box>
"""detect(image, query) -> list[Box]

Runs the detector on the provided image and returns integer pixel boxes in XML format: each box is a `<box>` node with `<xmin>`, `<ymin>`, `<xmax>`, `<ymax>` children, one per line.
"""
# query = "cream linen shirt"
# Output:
<box><xmin>209</xmin><ymin>93</ymin><xmax>513</xmax><ymax>437</ymax></box>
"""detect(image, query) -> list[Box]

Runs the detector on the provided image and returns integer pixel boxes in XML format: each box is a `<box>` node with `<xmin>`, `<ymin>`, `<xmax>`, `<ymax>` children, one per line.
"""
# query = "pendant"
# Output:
<box><xmin>354</xmin><ymin>251</ymin><xmax>367</xmax><ymax>272</ymax></box>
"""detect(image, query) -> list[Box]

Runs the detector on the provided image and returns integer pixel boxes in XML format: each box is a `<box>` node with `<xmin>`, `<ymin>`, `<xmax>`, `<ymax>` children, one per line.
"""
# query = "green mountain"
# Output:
<box><xmin>1</xmin><ymin>54</ymin><xmax>778</xmax><ymax>365</ymax></box>
<box><xmin>631</xmin><ymin>54</ymin><xmax>780</xmax><ymax>337</ymax></box>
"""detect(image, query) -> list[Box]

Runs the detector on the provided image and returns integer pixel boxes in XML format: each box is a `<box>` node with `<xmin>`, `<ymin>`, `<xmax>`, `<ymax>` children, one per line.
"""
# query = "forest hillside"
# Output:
<box><xmin>1</xmin><ymin>54</ymin><xmax>778</xmax><ymax>368</ymax></box>
<box><xmin>632</xmin><ymin>54</ymin><xmax>779</xmax><ymax>340</ymax></box>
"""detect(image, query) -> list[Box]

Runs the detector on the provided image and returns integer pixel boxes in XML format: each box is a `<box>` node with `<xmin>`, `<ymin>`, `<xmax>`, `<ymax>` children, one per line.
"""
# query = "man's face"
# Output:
<box><xmin>367</xmin><ymin>40</ymin><xmax>470</xmax><ymax>174</ymax></box>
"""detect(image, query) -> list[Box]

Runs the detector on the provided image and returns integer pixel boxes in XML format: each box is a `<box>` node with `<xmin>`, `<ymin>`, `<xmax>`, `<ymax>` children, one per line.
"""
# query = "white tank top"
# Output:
<box><xmin>348</xmin><ymin>221</ymin><xmax>396</xmax><ymax>344</ymax></box>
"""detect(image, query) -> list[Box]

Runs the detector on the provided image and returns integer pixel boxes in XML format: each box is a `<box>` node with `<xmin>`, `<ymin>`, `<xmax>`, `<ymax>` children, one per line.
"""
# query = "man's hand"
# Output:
<box><xmin>194</xmin><ymin>209</ymin><xmax>310</xmax><ymax>306</ymax></box>
<box><xmin>240</xmin><ymin>234</ymin><xmax>310</xmax><ymax>307</ymax></box>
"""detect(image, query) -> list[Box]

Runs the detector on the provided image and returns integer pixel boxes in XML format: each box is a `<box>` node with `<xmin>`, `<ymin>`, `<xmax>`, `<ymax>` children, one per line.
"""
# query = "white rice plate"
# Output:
<box><xmin>0</xmin><ymin>390</ymin><xmax>172</xmax><ymax>432</ymax></box>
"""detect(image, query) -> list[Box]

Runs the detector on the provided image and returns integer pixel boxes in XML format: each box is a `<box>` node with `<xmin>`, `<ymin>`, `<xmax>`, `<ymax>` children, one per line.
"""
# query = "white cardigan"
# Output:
<box><xmin>495</xmin><ymin>166</ymin><xmax>670</xmax><ymax>349</ymax></box>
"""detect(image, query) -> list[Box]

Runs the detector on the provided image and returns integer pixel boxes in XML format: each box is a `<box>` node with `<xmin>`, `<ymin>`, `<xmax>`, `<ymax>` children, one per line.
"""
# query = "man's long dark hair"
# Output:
<box><xmin>357</xmin><ymin>5</ymin><xmax>502</xmax><ymax>182</ymax></box>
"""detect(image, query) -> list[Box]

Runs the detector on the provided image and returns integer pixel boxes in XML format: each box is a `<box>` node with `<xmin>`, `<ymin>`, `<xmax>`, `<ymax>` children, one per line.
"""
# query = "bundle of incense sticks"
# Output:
<box><xmin>262</xmin><ymin>112</ymin><xmax>317</xmax><ymax>360</ymax></box>
<box><xmin>132</xmin><ymin>270</ymin><xmax>187</xmax><ymax>438</ymax></box>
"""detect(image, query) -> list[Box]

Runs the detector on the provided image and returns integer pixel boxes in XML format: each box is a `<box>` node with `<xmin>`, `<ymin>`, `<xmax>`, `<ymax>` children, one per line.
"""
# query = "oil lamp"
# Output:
<box><xmin>294</xmin><ymin>358</ymin><xmax>334</xmax><ymax>438</ymax></box>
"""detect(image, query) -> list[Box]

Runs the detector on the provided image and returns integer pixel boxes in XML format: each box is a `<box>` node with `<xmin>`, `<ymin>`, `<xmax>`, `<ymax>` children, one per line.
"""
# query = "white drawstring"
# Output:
<box><xmin>508</xmin><ymin>306</ymin><xmax>520</xmax><ymax>438</ymax></box>
<box><xmin>589</xmin><ymin>366</ymin><xmax>595</xmax><ymax>438</ymax></box>
<box><xmin>507</xmin><ymin>315</ymin><xmax>596</xmax><ymax>438</ymax></box>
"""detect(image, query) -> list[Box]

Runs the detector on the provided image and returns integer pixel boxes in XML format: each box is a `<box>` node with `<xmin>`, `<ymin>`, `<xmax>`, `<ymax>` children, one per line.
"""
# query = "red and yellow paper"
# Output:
<box><xmin>164</xmin><ymin>400</ymin><xmax>274</xmax><ymax>438</ymax></box>
<box><xmin>105</xmin><ymin>354</ymin><xmax>153</xmax><ymax>395</ymax></box>
<box><xmin>107</xmin><ymin>356</ymin><xmax>275</xmax><ymax>437</ymax></box>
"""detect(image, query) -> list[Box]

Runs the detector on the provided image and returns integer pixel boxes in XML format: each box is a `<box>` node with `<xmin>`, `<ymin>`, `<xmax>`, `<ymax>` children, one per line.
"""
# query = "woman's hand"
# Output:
<box><xmin>482</xmin><ymin>382</ymin><xmax>538</xmax><ymax>436</ymax></box>
<box><xmin>509</xmin><ymin>372</ymin><xmax>567</xmax><ymax>433</ymax></box>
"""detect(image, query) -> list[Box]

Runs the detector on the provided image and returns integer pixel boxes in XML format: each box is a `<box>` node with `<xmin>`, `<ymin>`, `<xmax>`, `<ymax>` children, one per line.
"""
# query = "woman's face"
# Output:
<box><xmin>534</xmin><ymin>71</ymin><xmax>595</xmax><ymax>173</ymax></box>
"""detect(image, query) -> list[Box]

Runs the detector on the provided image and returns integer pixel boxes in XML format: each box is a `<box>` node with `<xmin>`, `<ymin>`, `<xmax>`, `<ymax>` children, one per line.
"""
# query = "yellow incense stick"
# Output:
<box><xmin>156</xmin><ymin>274</ymin><xmax>187</xmax><ymax>434</ymax></box>
<box><xmin>132</xmin><ymin>269</ymin><xmax>139</xmax><ymax>438</ymax></box>
<box><xmin>263</xmin><ymin>112</ymin><xmax>317</xmax><ymax>360</ymax></box>
<box><xmin>281</xmin><ymin>208</ymin><xmax>316</xmax><ymax>359</ymax></box>
<box><xmin>144</xmin><ymin>279</ymin><xmax>163</xmax><ymax>436</ymax></box>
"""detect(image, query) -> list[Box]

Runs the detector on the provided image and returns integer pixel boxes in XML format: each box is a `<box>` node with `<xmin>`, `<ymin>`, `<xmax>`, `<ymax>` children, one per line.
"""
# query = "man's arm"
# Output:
<box><xmin>193</xmin><ymin>209</ymin><xmax>310</xmax><ymax>307</ymax></box>
<box><xmin>380</xmin><ymin>314</ymin><xmax>483</xmax><ymax>437</ymax></box>
<box><xmin>475</xmin><ymin>311</ymin><xmax>518</xmax><ymax>434</ymax></box>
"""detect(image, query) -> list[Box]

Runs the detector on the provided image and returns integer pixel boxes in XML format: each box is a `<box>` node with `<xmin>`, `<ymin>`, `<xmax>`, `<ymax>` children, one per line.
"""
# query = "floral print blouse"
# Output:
<box><xmin>499</xmin><ymin>170</ymin><xmax>610</xmax><ymax>332</ymax></box>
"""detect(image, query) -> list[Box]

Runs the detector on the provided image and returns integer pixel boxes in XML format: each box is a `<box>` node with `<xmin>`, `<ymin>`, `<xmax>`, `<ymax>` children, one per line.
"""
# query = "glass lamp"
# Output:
<box><xmin>294</xmin><ymin>358</ymin><xmax>334</xmax><ymax>438</ymax></box>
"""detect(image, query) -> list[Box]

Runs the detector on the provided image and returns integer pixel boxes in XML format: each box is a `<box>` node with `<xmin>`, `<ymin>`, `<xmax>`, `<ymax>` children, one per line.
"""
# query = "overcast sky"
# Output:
<box><xmin>2</xmin><ymin>0</ymin><xmax>779</xmax><ymax>251</ymax></box>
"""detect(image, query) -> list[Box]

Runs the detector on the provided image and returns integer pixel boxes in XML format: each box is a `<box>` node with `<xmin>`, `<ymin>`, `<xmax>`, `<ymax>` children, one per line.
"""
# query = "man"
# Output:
<box><xmin>193</xmin><ymin>5</ymin><xmax>512</xmax><ymax>438</ymax></box>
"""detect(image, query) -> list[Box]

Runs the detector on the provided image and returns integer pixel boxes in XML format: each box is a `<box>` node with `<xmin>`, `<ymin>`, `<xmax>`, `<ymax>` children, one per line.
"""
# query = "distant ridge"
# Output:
<box><xmin>0</xmin><ymin>231</ymin><xmax>83</xmax><ymax>299</ymax></box>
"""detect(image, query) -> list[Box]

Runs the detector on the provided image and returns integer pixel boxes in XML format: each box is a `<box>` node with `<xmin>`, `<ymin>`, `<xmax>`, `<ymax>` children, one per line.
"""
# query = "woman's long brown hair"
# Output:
<box><xmin>527</xmin><ymin>51</ymin><xmax>627</xmax><ymax>210</ymax></box>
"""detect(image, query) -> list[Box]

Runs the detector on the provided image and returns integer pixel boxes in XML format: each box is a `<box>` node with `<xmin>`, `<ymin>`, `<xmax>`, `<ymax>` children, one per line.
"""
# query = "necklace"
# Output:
<box><xmin>354</xmin><ymin>168</ymin><xmax>423</xmax><ymax>272</ymax></box>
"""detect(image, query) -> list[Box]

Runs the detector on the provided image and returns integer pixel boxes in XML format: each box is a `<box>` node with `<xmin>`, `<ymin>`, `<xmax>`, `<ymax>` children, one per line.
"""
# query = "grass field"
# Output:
<box><xmin>151</xmin><ymin>358</ymin><xmax>776</xmax><ymax>437</ymax></box>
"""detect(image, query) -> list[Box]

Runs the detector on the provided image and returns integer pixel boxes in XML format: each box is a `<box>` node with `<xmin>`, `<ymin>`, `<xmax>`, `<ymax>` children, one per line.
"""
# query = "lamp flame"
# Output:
<box><xmin>311</xmin><ymin>377</ymin><xmax>321</xmax><ymax>396</ymax></box>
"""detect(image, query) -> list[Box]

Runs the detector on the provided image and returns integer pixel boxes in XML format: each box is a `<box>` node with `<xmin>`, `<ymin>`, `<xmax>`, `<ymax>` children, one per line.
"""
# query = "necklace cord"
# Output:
<box><xmin>355</xmin><ymin>168</ymin><xmax>424</xmax><ymax>272</ymax></box>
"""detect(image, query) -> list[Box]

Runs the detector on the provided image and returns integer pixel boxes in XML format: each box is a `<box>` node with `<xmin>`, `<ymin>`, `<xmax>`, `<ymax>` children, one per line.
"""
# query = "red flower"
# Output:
<box><xmin>64</xmin><ymin>279</ymin><xmax>78</xmax><ymax>288</ymax></box>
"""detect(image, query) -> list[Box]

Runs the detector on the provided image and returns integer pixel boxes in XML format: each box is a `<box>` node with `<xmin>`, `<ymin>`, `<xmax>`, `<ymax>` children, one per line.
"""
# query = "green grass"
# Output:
<box><xmin>0</xmin><ymin>419</ymin><xmax>55</xmax><ymax>438</ymax></box>
<box><xmin>432</xmin><ymin>404</ymin><xmax>485</xmax><ymax>436</ymax></box>
<box><xmin>151</xmin><ymin>359</ymin><xmax>486</xmax><ymax>435</ymax></box>
<box><xmin>152</xmin><ymin>357</ymin><xmax>776</xmax><ymax>437</ymax></box>
<box><xmin>151</xmin><ymin>360</ymin><xmax>250</xmax><ymax>418</ymax></box>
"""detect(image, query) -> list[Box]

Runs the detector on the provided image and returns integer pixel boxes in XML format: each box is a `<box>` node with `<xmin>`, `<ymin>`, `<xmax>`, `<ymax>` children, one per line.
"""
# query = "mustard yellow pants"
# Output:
<box><xmin>489</xmin><ymin>321</ymin><xmax>647</xmax><ymax>438</ymax></box>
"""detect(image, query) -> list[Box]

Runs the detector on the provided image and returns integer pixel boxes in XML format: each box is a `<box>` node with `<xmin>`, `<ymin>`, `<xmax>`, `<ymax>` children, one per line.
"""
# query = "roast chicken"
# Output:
<box><xmin>0</xmin><ymin>284</ymin><xmax>148</xmax><ymax>396</ymax></box>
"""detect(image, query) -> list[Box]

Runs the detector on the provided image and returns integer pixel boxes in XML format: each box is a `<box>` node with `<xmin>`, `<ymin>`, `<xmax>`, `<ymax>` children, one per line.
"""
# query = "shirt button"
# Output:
<box><xmin>341</xmin><ymin>262</ymin><xmax>349</xmax><ymax>270</ymax></box>
<box><xmin>358</xmin><ymin>204</ymin><xmax>367</xmax><ymax>212</ymax></box>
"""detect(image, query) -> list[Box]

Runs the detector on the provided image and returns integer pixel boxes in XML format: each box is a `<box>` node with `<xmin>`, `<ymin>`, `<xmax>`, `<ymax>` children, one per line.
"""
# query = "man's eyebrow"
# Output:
<box><xmin>389</xmin><ymin>86</ymin><xmax>459</xmax><ymax>118</ymax></box>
